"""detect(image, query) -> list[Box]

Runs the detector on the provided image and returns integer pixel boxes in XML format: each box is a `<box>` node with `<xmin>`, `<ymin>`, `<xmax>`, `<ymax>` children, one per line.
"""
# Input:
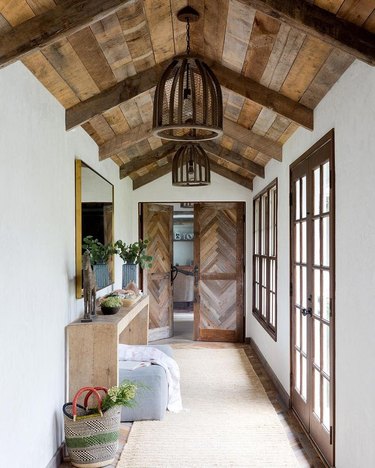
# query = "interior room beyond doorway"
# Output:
<box><xmin>172</xmin><ymin>202</ymin><xmax>195</xmax><ymax>342</ymax></box>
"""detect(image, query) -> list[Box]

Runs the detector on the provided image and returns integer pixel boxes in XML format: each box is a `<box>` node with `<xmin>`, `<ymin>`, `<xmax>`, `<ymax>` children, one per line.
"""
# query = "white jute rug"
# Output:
<box><xmin>118</xmin><ymin>347</ymin><xmax>299</xmax><ymax>468</ymax></box>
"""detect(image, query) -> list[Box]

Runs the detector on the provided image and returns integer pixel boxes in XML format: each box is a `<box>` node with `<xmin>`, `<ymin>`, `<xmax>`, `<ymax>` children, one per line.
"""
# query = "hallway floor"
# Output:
<box><xmin>61</xmin><ymin>314</ymin><xmax>326</xmax><ymax>467</ymax></box>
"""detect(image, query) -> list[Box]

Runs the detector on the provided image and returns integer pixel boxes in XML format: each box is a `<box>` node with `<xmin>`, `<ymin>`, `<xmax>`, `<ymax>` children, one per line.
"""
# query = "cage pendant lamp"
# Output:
<box><xmin>172</xmin><ymin>143</ymin><xmax>211</xmax><ymax>186</ymax></box>
<box><xmin>153</xmin><ymin>7</ymin><xmax>223</xmax><ymax>142</ymax></box>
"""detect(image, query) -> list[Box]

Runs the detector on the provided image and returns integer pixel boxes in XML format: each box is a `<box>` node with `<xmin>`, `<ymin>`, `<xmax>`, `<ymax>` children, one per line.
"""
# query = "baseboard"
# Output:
<box><xmin>246</xmin><ymin>337</ymin><xmax>290</xmax><ymax>408</ymax></box>
<box><xmin>45</xmin><ymin>444</ymin><xmax>64</xmax><ymax>468</ymax></box>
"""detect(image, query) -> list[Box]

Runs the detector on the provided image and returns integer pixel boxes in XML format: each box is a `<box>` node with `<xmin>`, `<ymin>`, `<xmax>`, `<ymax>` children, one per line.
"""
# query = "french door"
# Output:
<box><xmin>290</xmin><ymin>131</ymin><xmax>335</xmax><ymax>466</ymax></box>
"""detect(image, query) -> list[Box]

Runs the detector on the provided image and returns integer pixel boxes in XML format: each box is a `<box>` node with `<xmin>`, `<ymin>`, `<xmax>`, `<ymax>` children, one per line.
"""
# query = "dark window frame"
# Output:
<box><xmin>252</xmin><ymin>178</ymin><xmax>278</xmax><ymax>341</ymax></box>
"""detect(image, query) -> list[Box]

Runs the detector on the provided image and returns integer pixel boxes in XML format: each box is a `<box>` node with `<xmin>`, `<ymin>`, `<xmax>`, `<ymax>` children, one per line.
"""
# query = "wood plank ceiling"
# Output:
<box><xmin>1</xmin><ymin>0</ymin><xmax>374</xmax><ymax>190</ymax></box>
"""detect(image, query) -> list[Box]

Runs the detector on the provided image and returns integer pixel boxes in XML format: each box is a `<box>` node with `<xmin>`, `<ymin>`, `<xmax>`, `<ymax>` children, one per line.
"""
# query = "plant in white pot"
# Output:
<box><xmin>115</xmin><ymin>239</ymin><xmax>153</xmax><ymax>288</ymax></box>
<box><xmin>83</xmin><ymin>236</ymin><xmax>117</xmax><ymax>290</ymax></box>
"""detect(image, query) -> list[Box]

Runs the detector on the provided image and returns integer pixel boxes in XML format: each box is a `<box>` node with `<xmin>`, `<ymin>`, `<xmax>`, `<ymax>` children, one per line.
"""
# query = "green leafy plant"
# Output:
<box><xmin>101</xmin><ymin>381</ymin><xmax>138</xmax><ymax>412</ymax></box>
<box><xmin>115</xmin><ymin>239</ymin><xmax>153</xmax><ymax>269</ymax></box>
<box><xmin>101</xmin><ymin>296</ymin><xmax>123</xmax><ymax>308</ymax></box>
<box><xmin>83</xmin><ymin>235</ymin><xmax>117</xmax><ymax>265</ymax></box>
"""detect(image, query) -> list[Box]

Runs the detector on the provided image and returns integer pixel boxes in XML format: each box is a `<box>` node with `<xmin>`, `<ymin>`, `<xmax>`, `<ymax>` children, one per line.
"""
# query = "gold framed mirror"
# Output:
<box><xmin>75</xmin><ymin>160</ymin><xmax>114</xmax><ymax>298</ymax></box>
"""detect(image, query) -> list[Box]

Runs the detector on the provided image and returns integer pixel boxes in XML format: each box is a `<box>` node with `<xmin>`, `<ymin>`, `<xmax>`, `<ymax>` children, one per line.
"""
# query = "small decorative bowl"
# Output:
<box><xmin>122</xmin><ymin>297</ymin><xmax>138</xmax><ymax>307</ymax></box>
<box><xmin>101</xmin><ymin>305</ymin><xmax>121</xmax><ymax>315</ymax></box>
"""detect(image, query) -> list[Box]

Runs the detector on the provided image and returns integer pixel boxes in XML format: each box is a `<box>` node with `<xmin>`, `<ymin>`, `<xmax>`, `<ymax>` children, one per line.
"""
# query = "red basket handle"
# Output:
<box><xmin>83</xmin><ymin>386</ymin><xmax>108</xmax><ymax>409</ymax></box>
<box><xmin>72</xmin><ymin>387</ymin><xmax>103</xmax><ymax>421</ymax></box>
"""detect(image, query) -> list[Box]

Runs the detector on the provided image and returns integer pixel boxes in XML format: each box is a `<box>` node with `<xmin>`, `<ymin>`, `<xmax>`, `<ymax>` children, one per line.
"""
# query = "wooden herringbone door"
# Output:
<box><xmin>194</xmin><ymin>202</ymin><xmax>245</xmax><ymax>342</ymax></box>
<box><xmin>142</xmin><ymin>203</ymin><xmax>173</xmax><ymax>342</ymax></box>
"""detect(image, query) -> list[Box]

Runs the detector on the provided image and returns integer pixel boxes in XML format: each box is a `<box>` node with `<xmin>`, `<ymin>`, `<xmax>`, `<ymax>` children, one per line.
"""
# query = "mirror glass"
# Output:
<box><xmin>75</xmin><ymin>160</ymin><xmax>114</xmax><ymax>298</ymax></box>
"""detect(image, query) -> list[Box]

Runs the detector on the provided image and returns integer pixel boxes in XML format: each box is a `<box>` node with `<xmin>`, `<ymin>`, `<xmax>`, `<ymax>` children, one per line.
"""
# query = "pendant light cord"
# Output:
<box><xmin>186</xmin><ymin>17</ymin><xmax>191</xmax><ymax>56</ymax></box>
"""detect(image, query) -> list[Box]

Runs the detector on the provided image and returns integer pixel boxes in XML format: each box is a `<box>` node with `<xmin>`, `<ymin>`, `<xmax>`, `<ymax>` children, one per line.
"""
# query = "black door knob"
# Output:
<box><xmin>301</xmin><ymin>307</ymin><xmax>313</xmax><ymax>317</ymax></box>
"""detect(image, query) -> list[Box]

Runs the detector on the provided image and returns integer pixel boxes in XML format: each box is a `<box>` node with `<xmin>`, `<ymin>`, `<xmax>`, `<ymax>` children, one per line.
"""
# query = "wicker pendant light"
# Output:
<box><xmin>172</xmin><ymin>143</ymin><xmax>211</xmax><ymax>186</ymax></box>
<box><xmin>153</xmin><ymin>7</ymin><xmax>223</xmax><ymax>142</ymax></box>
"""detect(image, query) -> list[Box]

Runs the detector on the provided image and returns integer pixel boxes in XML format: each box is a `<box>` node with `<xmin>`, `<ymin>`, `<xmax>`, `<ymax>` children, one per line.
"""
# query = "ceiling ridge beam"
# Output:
<box><xmin>201</xmin><ymin>141</ymin><xmax>264</xmax><ymax>178</ymax></box>
<box><xmin>0</xmin><ymin>0</ymin><xmax>133</xmax><ymax>69</ymax></box>
<box><xmin>238</xmin><ymin>0</ymin><xmax>375</xmax><ymax>66</ymax></box>
<box><xmin>66</xmin><ymin>57</ymin><xmax>313</xmax><ymax>131</ymax></box>
<box><xmin>120</xmin><ymin>142</ymin><xmax>178</xmax><ymax>179</ymax></box>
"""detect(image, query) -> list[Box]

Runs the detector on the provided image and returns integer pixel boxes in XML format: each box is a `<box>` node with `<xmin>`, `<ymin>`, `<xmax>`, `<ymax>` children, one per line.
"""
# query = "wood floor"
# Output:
<box><xmin>61</xmin><ymin>314</ymin><xmax>327</xmax><ymax>467</ymax></box>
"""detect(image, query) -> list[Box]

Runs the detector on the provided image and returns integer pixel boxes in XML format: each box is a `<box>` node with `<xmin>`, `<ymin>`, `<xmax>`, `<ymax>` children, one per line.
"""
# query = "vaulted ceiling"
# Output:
<box><xmin>1</xmin><ymin>0</ymin><xmax>374</xmax><ymax>190</ymax></box>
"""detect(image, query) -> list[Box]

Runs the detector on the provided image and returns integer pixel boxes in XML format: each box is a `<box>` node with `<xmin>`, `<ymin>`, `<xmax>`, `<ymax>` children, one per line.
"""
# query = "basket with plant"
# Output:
<box><xmin>63</xmin><ymin>382</ymin><xmax>137</xmax><ymax>468</ymax></box>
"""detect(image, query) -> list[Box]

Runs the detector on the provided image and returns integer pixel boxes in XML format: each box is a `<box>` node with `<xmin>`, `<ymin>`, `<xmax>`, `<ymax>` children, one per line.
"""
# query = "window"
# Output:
<box><xmin>253</xmin><ymin>179</ymin><xmax>277</xmax><ymax>339</ymax></box>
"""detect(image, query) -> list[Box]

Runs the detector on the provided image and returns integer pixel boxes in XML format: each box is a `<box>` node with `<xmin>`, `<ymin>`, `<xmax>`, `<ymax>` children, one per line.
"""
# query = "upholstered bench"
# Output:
<box><xmin>119</xmin><ymin>344</ymin><xmax>173</xmax><ymax>422</ymax></box>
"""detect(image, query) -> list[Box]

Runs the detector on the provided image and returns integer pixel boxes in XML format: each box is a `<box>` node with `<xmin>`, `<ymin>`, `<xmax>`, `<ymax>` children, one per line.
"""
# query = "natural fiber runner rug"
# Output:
<box><xmin>118</xmin><ymin>347</ymin><xmax>299</xmax><ymax>467</ymax></box>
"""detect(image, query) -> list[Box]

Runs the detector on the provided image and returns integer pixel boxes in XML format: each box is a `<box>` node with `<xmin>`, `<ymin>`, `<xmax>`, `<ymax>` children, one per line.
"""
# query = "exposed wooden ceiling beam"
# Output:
<box><xmin>201</xmin><ymin>141</ymin><xmax>265</xmax><ymax>178</ymax></box>
<box><xmin>204</xmin><ymin>59</ymin><xmax>313</xmax><ymax>130</ymax></box>
<box><xmin>132</xmin><ymin>157</ymin><xmax>253</xmax><ymax>190</ymax></box>
<box><xmin>66</xmin><ymin>57</ymin><xmax>312</xmax><ymax>131</ymax></box>
<box><xmin>99</xmin><ymin>122</ymin><xmax>152</xmax><ymax>160</ymax></box>
<box><xmin>133</xmin><ymin>159</ymin><xmax>173</xmax><ymax>190</ymax></box>
<box><xmin>223</xmin><ymin>118</ymin><xmax>282</xmax><ymax>161</ymax></box>
<box><xmin>239</xmin><ymin>0</ymin><xmax>375</xmax><ymax>66</ymax></box>
<box><xmin>100</xmin><ymin>117</ymin><xmax>282</xmax><ymax>162</ymax></box>
<box><xmin>66</xmin><ymin>61</ymin><xmax>168</xmax><ymax>130</ymax></box>
<box><xmin>208</xmin><ymin>160</ymin><xmax>253</xmax><ymax>190</ymax></box>
<box><xmin>0</xmin><ymin>0</ymin><xmax>132</xmax><ymax>69</ymax></box>
<box><xmin>121</xmin><ymin>140</ymin><xmax>264</xmax><ymax>181</ymax></box>
<box><xmin>120</xmin><ymin>142</ymin><xmax>178</xmax><ymax>179</ymax></box>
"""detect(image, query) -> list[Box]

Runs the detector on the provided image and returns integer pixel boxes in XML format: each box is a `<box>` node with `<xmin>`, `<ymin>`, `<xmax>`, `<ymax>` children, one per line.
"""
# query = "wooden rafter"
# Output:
<box><xmin>66</xmin><ymin>61</ymin><xmax>168</xmax><ymax>130</ymax></box>
<box><xmin>66</xmin><ymin>57</ymin><xmax>313</xmax><ymax>131</ymax></box>
<box><xmin>133</xmin><ymin>159</ymin><xmax>173</xmax><ymax>190</ymax></box>
<box><xmin>201</xmin><ymin>141</ymin><xmax>265</xmax><ymax>178</ymax></box>
<box><xmin>132</xmin><ymin>156</ymin><xmax>253</xmax><ymax>190</ymax></box>
<box><xmin>239</xmin><ymin>0</ymin><xmax>375</xmax><ymax>66</ymax></box>
<box><xmin>120</xmin><ymin>142</ymin><xmax>178</xmax><ymax>179</ymax></box>
<box><xmin>223</xmin><ymin>118</ymin><xmax>282</xmax><ymax>161</ymax></box>
<box><xmin>205</xmin><ymin>59</ymin><xmax>313</xmax><ymax>129</ymax></box>
<box><xmin>120</xmin><ymin>140</ymin><xmax>264</xmax><ymax>181</ymax></box>
<box><xmin>208</xmin><ymin>160</ymin><xmax>253</xmax><ymax>190</ymax></box>
<box><xmin>99</xmin><ymin>122</ymin><xmax>152</xmax><ymax>160</ymax></box>
<box><xmin>0</xmin><ymin>0</ymin><xmax>133</xmax><ymax>69</ymax></box>
<box><xmin>100</xmin><ymin>118</ymin><xmax>282</xmax><ymax>162</ymax></box>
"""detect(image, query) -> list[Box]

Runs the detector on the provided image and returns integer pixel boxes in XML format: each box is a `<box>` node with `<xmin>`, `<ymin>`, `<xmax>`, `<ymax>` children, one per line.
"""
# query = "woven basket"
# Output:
<box><xmin>63</xmin><ymin>387</ymin><xmax>121</xmax><ymax>468</ymax></box>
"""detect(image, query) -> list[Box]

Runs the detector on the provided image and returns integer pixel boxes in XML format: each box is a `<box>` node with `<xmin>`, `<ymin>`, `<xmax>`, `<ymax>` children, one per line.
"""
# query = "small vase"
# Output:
<box><xmin>94</xmin><ymin>263</ymin><xmax>110</xmax><ymax>289</ymax></box>
<box><xmin>122</xmin><ymin>263</ymin><xmax>138</xmax><ymax>289</ymax></box>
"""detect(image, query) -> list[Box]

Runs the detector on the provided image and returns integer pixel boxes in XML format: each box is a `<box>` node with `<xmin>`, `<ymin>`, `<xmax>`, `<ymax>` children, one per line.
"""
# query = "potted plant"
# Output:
<box><xmin>115</xmin><ymin>239</ymin><xmax>153</xmax><ymax>288</ymax></box>
<box><xmin>83</xmin><ymin>235</ymin><xmax>117</xmax><ymax>289</ymax></box>
<box><xmin>100</xmin><ymin>296</ymin><xmax>123</xmax><ymax>315</ymax></box>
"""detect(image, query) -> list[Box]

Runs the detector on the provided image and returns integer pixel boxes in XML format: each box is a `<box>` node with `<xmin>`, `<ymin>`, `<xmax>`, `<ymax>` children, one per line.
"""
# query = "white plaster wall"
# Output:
<box><xmin>0</xmin><ymin>63</ymin><xmax>132</xmax><ymax>467</ymax></box>
<box><xmin>250</xmin><ymin>60</ymin><xmax>375</xmax><ymax>467</ymax></box>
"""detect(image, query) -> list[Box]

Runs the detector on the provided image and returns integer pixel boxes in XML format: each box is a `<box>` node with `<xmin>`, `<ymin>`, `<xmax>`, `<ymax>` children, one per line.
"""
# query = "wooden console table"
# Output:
<box><xmin>67</xmin><ymin>295</ymin><xmax>149</xmax><ymax>399</ymax></box>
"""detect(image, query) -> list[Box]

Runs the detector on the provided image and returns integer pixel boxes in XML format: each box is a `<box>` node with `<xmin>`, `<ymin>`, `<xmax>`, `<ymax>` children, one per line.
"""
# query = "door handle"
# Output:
<box><xmin>301</xmin><ymin>307</ymin><xmax>313</xmax><ymax>317</ymax></box>
<box><xmin>171</xmin><ymin>265</ymin><xmax>178</xmax><ymax>283</ymax></box>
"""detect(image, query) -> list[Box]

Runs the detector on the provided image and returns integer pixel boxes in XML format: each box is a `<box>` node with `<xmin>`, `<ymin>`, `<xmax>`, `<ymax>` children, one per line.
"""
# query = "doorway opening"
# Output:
<box><xmin>140</xmin><ymin>201</ymin><xmax>245</xmax><ymax>344</ymax></box>
<box><xmin>171</xmin><ymin>202</ymin><xmax>195</xmax><ymax>342</ymax></box>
